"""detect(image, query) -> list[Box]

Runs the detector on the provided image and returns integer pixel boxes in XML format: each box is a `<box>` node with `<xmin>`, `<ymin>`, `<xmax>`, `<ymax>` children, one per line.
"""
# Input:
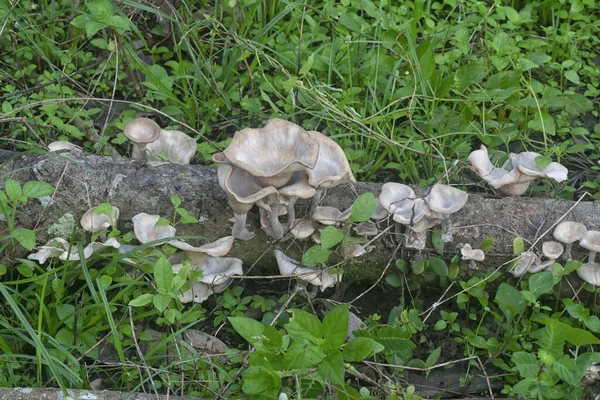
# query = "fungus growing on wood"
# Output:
<box><xmin>460</xmin><ymin>243</ymin><xmax>485</xmax><ymax>270</ymax></box>
<box><xmin>286</xmin><ymin>219</ymin><xmax>316</xmax><ymax>240</ymax></box>
<box><xmin>580</xmin><ymin>230</ymin><xmax>600</xmax><ymax>263</ymax></box>
<box><xmin>275</xmin><ymin>250</ymin><xmax>341</xmax><ymax>298</ymax></box>
<box><xmin>132</xmin><ymin>213</ymin><xmax>176</xmax><ymax>246</ymax></box>
<box><xmin>353</xmin><ymin>221</ymin><xmax>378</xmax><ymax>239</ymax></box>
<box><xmin>81</xmin><ymin>206</ymin><xmax>119</xmax><ymax>233</ymax></box>
<box><xmin>48</xmin><ymin>141</ymin><xmax>82</xmax><ymax>152</ymax></box>
<box><xmin>178</xmin><ymin>281</ymin><xmax>213</xmax><ymax>304</ymax></box>
<box><xmin>139</xmin><ymin>129</ymin><xmax>197</xmax><ymax>164</ymax></box>
<box><xmin>169</xmin><ymin>236</ymin><xmax>235</xmax><ymax>266</ymax></box>
<box><xmin>576</xmin><ymin>262</ymin><xmax>600</xmax><ymax>287</ymax></box>
<box><xmin>124</xmin><ymin>117</ymin><xmax>161</xmax><ymax>160</ymax></box>
<box><xmin>553</xmin><ymin>221</ymin><xmax>587</xmax><ymax>261</ymax></box>
<box><xmin>311</xmin><ymin>206</ymin><xmax>351</xmax><ymax>227</ymax></box>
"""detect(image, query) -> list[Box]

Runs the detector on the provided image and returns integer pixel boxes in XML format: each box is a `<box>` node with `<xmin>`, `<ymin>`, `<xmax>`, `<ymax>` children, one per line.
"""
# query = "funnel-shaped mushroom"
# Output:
<box><xmin>132</xmin><ymin>213</ymin><xmax>177</xmax><ymax>246</ymax></box>
<box><xmin>306</xmin><ymin>130</ymin><xmax>355</xmax><ymax>190</ymax></box>
<box><xmin>179</xmin><ymin>281</ymin><xmax>214</xmax><ymax>304</ymax></box>
<box><xmin>580</xmin><ymin>231</ymin><xmax>600</xmax><ymax>264</ymax></box>
<box><xmin>286</xmin><ymin>219</ymin><xmax>316</xmax><ymax>240</ymax></box>
<box><xmin>553</xmin><ymin>221</ymin><xmax>587</xmax><ymax>260</ymax></box>
<box><xmin>59</xmin><ymin>238</ymin><xmax>121</xmax><ymax>261</ymax></box>
<box><xmin>197</xmin><ymin>257</ymin><xmax>243</xmax><ymax>287</ymax></box>
<box><xmin>124</xmin><ymin>118</ymin><xmax>161</xmax><ymax>160</ymax></box>
<box><xmin>28</xmin><ymin>238</ymin><xmax>70</xmax><ymax>264</ymax></box>
<box><xmin>577</xmin><ymin>263</ymin><xmax>600</xmax><ymax>286</ymax></box>
<box><xmin>511</xmin><ymin>251</ymin><xmax>539</xmax><ymax>277</ymax></box>
<box><xmin>81</xmin><ymin>206</ymin><xmax>120</xmax><ymax>233</ymax></box>
<box><xmin>141</xmin><ymin>129</ymin><xmax>197</xmax><ymax>164</ymax></box>
<box><xmin>468</xmin><ymin>145</ymin><xmax>527</xmax><ymax>195</ymax></box>
<box><xmin>312</xmin><ymin>206</ymin><xmax>351</xmax><ymax>226</ymax></box>
<box><xmin>509</xmin><ymin>152</ymin><xmax>568</xmax><ymax>183</ymax></box>
<box><xmin>426</xmin><ymin>184</ymin><xmax>468</xmax><ymax>241</ymax></box>
<box><xmin>279</xmin><ymin>171</ymin><xmax>316</xmax><ymax>230</ymax></box>
<box><xmin>460</xmin><ymin>243</ymin><xmax>485</xmax><ymax>270</ymax></box>
<box><xmin>529</xmin><ymin>241</ymin><xmax>565</xmax><ymax>273</ymax></box>
<box><xmin>223</xmin><ymin>118</ymin><xmax>320</xmax><ymax>188</ymax></box>
<box><xmin>169</xmin><ymin>236</ymin><xmax>235</xmax><ymax>266</ymax></box>
<box><xmin>275</xmin><ymin>250</ymin><xmax>341</xmax><ymax>298</ymax></box>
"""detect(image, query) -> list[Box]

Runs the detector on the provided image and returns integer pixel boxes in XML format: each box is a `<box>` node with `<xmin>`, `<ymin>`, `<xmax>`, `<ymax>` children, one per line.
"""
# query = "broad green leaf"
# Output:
<box><xmin>154</xmin><ymin>256</ymin><xmax>173</xmax><ymax>295</ymax></box>
<box><xmin>385</xmin><ymin>273</ymin><xmax>403</xmax><ymax>287</ymax></box>
<box><xmin>302</xmin><ymin>245</ymin><xmax>331</xmax><ymax>267</ymax></box>
<box><xmin>4</xmin><ymin>179</ymin><xmax>21</xmax><ymax>202</ymax></box>
<box><xmin>286</xmin><ymin>309</ymin><xmax>322</xmax><ymax>344</ymax></box>
<box><xmin>318</xmin><ymin>350</ymin><xmax>345</xmax><ymax>386</ymax></box>
<box><xmin>152</xmin><ymin>293</ymin><xmax>171</xmax><ymax>313</ymax></box>
<box><xmin>299</xmin><ymin>53</ymin><xmax>315</xmax><ymax>76</ymax></box>
<box><xmin>480</xmin><ymin>237</ymin><xmax>494</xmax><ymax>251</ymax></box>
<box><xmin>94</xmin><ymin>202</ymin><xmax>113</xmax><ymax>217</ymax></box>
<box><xmin>428</xmin><ymin>257</ymin><xmax>448</xmax><ymax>277</ymax></box>
<box><xmin>504</xmin><ymin>6</ymin><xmax>520</xmax><ymax>23</ymax></box>
<box><xmin>23</xmin><ymin>181</ymin><xmax>54</xmax><ymax>199</ymax></box>
<box><xmin>129</xmin><ymin>293</ymin><xmax>154</xmax><ymax>307</ymax></box>
<box><xmin>513</xmin><ymin>237</ymin><xmax>525</xmax><ymax>254</ymax></box>
<box><xmin>511</xmin><ymin>352</ymin><xmax>539</xmax><ymax>378</ymax></box>
<box><xmin>395</xmin><ymin>259</ymin><xmax>408</xmax><ymax>273</ymax></box>
<box><xmin>170</xmin><ymin>195</ymin><xmax>181</xmax><ymax>207</ymax></box>
<box><xmin>56</xmin><ymin>304</ymin><xmax>76</xmax><ymax>329</ymax></box>
<box><xmin>411</xmin><ymin>259</ymin><xmax>427</xmax><ymax>275</ymax></box>
<box><xmin>565</xmin><ymin>70</ymin><xmax>580</xmax><ymax>85</ymax></box>
<box><xmin>322</xmin><ymin>304</ymin><xmax>349</xmax><ymax>349</ymax></box>
<box><xmin>350</xmin><ymin>192</ymin><xmax>376</xmax><ymax>222</ymax></box>
<box><xmin>455</xmin><ymin>62</ymin><xmax>486</xmax><ymax>91</ymax></box>
<box><xmin>229</xmin><ymin>316</ymin><xmax>265</xmax><ymax>346</ymax></box>
<box><xmin>494</xmin><ymin>283</ymin><xmax>525</xmax><ymax>322</ymax></box>
<box><xmin>155</xmin><ymin>217</ymin><xmax>170</xmax><ymax>227</ymax></box>
<box><xmin>320</xmin><ymin>226</ymin><xmax>345</xmax><ymax>250</ymax></box>
<box><xmin>563</xmin><ymin>324</ymin><xmax>600</xmax><ymax>347</ymax></box>
<box><xmin>431</xmin><ymin>230</ymin><xmax>444</xmax><ymax>255</ymax></box>
<box><xmin>551</xmin><ymin>354</ymin><xmax>578</xmax><ymax>384</ymax></box>
<box><xmin>532</xmin><ymin>319</ymin><xmax>566</xmax><ymax>356</ymax></box>
<box><xmin>242</xmin><ymin>366</ymin><xmax>279</xmax><ymax>395</ymax></box>
<box><xmin>283</xmin><ymin>339</ymin><xmax>325</xmax><ymax>369</ymax></box>
<box><xmin>12</xmin><ymin>228</ymin><xmax>36</xmax><ymax>251</ymax></box>
<box><xmin>529</xmin><ymin>271</ymin><xmax>554</xmax><ymax>296</ymax></box>
<box><xmin>343</xmin><ymin>337</ymin><xmax>384</xmax><ymax>362</ymax></box>
<box><xmin>176</xmin><ymin>208</ymin><xmax>198</xmax><ymax>224</ymax></box>
<box><xmin>425</xmin><ymin>346</ymin><xmax>441</xmax><ymax>368</ymax></box>
<box><xmin>107</xmin><ymin>15</ymin><xmax>130</xmax><ymax>30</ymax></box>
<box><xmin>528</xmin><ymin>111</ymin><xmax>556</xmax><ymax>135</ymax></box>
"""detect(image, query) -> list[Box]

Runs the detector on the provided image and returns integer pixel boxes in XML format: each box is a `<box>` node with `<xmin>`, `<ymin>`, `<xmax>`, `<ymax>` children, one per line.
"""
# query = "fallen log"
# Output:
<box><xmin>1</xmin><ymin>149</ymin><xmax>599</xmax><ymax>282</ymax></box>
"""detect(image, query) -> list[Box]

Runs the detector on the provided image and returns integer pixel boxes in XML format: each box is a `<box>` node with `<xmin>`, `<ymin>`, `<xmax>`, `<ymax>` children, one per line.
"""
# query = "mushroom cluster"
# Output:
<box><xmin>274</xmin><ymin>250</ymin><xmax>341</xmax><ymax>299</ymax></box>
<box><xmin>468</xmin><ymin>145</ymin><xmax>568</xmax><ymax>196</ymax></box>
<box><xmin>131</xmin><ymin>213</ymin><xmax>242</xmax><ymax>303</ymax></box>
<box><xmin>213</xmin><ymin>118</ymin><xmax>355</xmax><ymax>241</ymax></box>
<box><xmin>510</xmin><ymin>241</ymin><xmax>564</xmax><ymax>277</ymax></box>
<box><xmin>124</xmin><ymin>117</ymin><xmax>197</xmax><ymax>164</ymax></box>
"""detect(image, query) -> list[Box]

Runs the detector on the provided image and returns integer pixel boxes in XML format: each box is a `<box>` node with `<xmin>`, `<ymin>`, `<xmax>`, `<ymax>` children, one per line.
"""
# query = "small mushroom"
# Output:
<box><xmin>278</xmin><ymin>171</ymin><xmax>316</xmax><ymax>230</ymax></box>
<box><xmin>59</xmin><ymin>238</ymin><xmax>121</xmax><ymax>261</ymax></box>
<box><xmin>286</xmin><ymin>219</ymin><xmax>316</xmax><ymax>240</ymax></box>
<box><xmin>553</xmin><ymin>221</ymin><xmax>587</xmax><ymax>260</ymax></box>
<box><xmin>132</xmin><ymin>213</ymin><xmax>176</xmax><ymax>246</ymax></box>
<box><xmin>468</xmin><ymin>145</ymin><xmax>526</xmax><ymax>195</ymax></box>
<box><xmin>339</xmin><ymin>243</ymin><xmax>373</xmax><ymax>259</ymax></box>
<box><xmin>169</xmin><ymin>236</ymin><xmax>235</xmax><ymax>266</ymax></box>
<box><xmin>509</xmin><ymin>152</ymin><xmax>568</xmax><ymax>183</ymax></box>
<box><xmin>510</xmin><ymin>251</ymin><xmax>539</xmax><ymax>277</ymax></box>
<box><xmin>529</xmin><ymin>241</ymin><xmax>564</xmax><ymax>273</ymax></box>
<box><xmin>312</xmin><ymin>206</ymin><xmax>351</xmax><ymax>226</ymax></box>
<box><xmin>353</xmin><ymin>221</ymin><xmax>378</xmax><ymax>239</ymax></box>
<box><xmin>142</xmin><ymin>129</ymin><xmax>197</xmax><ymax>164</ymax></box>
<box><xmin>178</xmin><ymin>281</ymin><xmax>214</xmax><ymax>304</ymax></box>
<box><xmin>28</xmin><ymin>238</ymin><xmax>70</xmax><ymax>264</ymax></box>
<box><xmin>196</xmin><ymin>257</ymin><xmax>243</xmax><ymax>287</ymax></box>
<box><xmin>426</xmin><ymin>184</ymin><xmax>468</xmax><ymax>242</ymax></box>
<box><xmin>48</xmin><ymin>141</ymin><xmax>82</xmax><ymax>152</ymax></box>
<box><xmin>81</xmin><ymin>206</ymin><xmax>120</xmax><ymax>233</ymax></box>
<box><xmin>124</xmin><ymin>117</ymin><xmax>161</xmax><ymax>160</ymax></box>
<box><xmin>274</xmin><ymin>250</ymin><xmax>341</xmax><ymax>299</ymax></box>
<box><xmin>580</xmin><ymin>230</ymin><xmax>600</xmax><ymax>263</ymax></box>
<box><xmin>576</xmin><ymin>262</ymin><xmax>600</xmax><ymax>287</ymax></box>
<box><xmin>460</xmin><ymin>243</ymin><xmax>485</xmax><ymax>270</ymax></box>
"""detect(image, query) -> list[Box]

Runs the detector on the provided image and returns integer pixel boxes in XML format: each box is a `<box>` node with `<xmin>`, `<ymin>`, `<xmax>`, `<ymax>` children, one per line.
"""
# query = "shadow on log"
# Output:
<box><xmin>1</xmin><ymin>149</ymin><xmax>599</xmax><ymax>282</ymax></box>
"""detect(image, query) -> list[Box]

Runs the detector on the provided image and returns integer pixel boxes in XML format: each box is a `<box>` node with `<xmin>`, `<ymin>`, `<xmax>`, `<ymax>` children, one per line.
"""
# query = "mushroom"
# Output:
<box><xmin>28</xmin><ymin>238</ymin><xmax>71</xmax><ymax>264</ymax></box>
<box><xmin>169</xmin><ymin>236</ymin><xmax>235</xmax><ymax>266</ymax></box>
<box><xmin>312</xmin><ymin>206</ymin><xmax>351</xmax><ymax>227</ymax></box>
<box><xmin>48</xmin><ymin>141</ymin><xmax>82</xmax><ymax>152</ymax></box>
<box><xmin>178</xmin><ymin>281</ymin><xmax>214</xmax><ymax>304</ymax></box>
<box><xmin>274</xmin><ymin>250</ymin><xmax>341</xmax><ymax>299</ymax></box>
<box><xmin>339</xmin><ymin>243</ymin><xmax>373</xmax><ymax>259</ymax></box>
<box><xmin>460</xmin><ymin>243</ymin><xmax>485</xmax><ymax>270</ymax></box>
<box><xmin>529</xmin><ymin>241</ymin><xmax>564</xmax><ymax>273</ymax></box>
<box><xmin>353</xmin><ymin>221</ymin><xmax>378</xmax><ymax>239</ymax></box>
<box><xmin>509</xmin><ymin>152</ymin><xmax>568</xmax><ymax>183</ymax></box>
<box><xmin>580</xmin><ymin>230</ymin><xmax>600</xmax><ymax>263</ymax></box>
<box><xmin>510</xmin><ymin>251</ymin><xmax>539</xmax><ymax>277</ymax></box>
<box><xmin>553</xmin><ymin>221</ymin><xmax>587</xmax><ymax>260</ymax></box>
<box><xmin>59</xmin><ymin>238</ymin><xmax>121</xmax><ymax>261</ymax></box>
<box><xmin>426</xmin><ymin>184</ymin><xmax>468</xmax><ymax>242</ymax></box>
<box><xmin>222</xmin><ymin>118</ymin><xmax>320</xmax><ymax>188</ymax></box>
<box><xmin>124</xmin><ymin>117</ymin><xmax>161</xmax><ymax>160</ymax></box>
<box><xmin>286</xmin><ymin>219</ymin><xmax>316</xmax><ymax>240</ymax></box>
<box><xmin>576</xmin><ymin>263</ymin><xmax>600</xmax><ymax>286</ymax></box>
<box><xmin>195</xmin><ymin>257</ymin><xmax>243</xmax><ymax>287</ymax></box>
<box><xmin>132</xmin><ymin>213</ymin><xmax>177</xmax><ymax>246</ymax></box>
<box><xmin>81</xmin><ymin>206</ymin><xmax>120</xmax><ymax>233</ymax></box>
<box><xmin>278</xmin><ymin>171</ymin><xmax>316</xmax><ymax>230</ymax></box>
<box><xmin>140</xmin><ymin>129</ymin><xmax>197</xmax><ymax>164</ymax></box>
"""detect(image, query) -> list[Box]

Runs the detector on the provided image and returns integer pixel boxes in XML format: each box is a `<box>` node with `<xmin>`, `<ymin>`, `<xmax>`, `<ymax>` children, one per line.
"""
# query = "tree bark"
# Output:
<box><xmin>1</xmin><ymin>149</ymin><xmax>599</xmax><ymax>282</ymax></box>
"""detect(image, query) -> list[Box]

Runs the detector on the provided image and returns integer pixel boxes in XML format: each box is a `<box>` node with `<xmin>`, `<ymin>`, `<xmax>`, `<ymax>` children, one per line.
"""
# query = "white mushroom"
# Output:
<box><xmin>468</xmin><ymin>145</ymin><xmax>526</xmax><ymax>195</ymax></box>
<box><xmin>460</xmin><ymin>243</ymin><xmax>485</xmax><ymax>270</ymax></box>
<box><xmin>580</xmin><ymin>231</ymin><xmax>600</xmax><ymax>264</ymax></box>
<box><xmin>28</xmin><ymin>238</ymin><xmax>70</xmax><ymax>264</ymax></box>
<box><xmin>178</xmin><ymin>281</ymin><xmax>214</xmax><ymax>304</ymax></box>
<box><xmin>353</xmin><ymin>221</ymin><xmax>378</xmax><ymax>239</ymax></box>
<box><xmin>274</xmin><ymin>250</ymin><xmax>341</xmax><ymax>298</ymax></box>
<box><xmin>132</xmin><ymin>213</ymin><xmax>177</xmax><ymax>246</ymax></box>
<box><xmin>81</xmin><ymin>206</ymin><xmax>120</xmax><ymax>233</ymax></box>
<box><xmin>339</xmin><ymin>243</ymin><xmax>373</xmax><ymax>259</ymax></box>
<box><xmin>553</xmin><ymin>221</ymin><xmax>587</xmax><ymax>260</ymax></box>
<box><xmin>312</xmin><ymin>206</ymin><xmax>351</xmax><ymax>226</ymax></box>
<box><xmin>59</xmin><ymin>238</ymin><xmax>121</xmax><ymax>261</ymax></box>
<box><xmin>141</xmin><ymin>129</ymin><xmax>197</xmax><ymax>164</ymax></box>
<box><xmin>529</xmin><ymin>241</ymin><xmax>564</xmax><ymax>273</ymax></box>
<box><xmin>576</xmin><ymin>262</ymin><xmax>600</xmax><ymax>287</ymax></box>
<box><xmin>286</xmin><ymin>219</ymin><xmax>316</xmax><ymax>240</ymax></box>
<box><xmin>48</xmin><ymin>141</ymin><xmax>82</xmax><ymax>152</ymax></box>
<box><xmin>169</xmin><ymin>236</ymin><xmax>235</xmax><ymax>266</ymax></box>
<box><xmin>426</xmin><ymin>184</ymin><xmax>468</xmax><ymax>241</ymax></box>
<box><xmin>511</xmin><ymin>251</ymin><xmax>539</xmax><ymax>277</ymax></box>
<box><xmin>509</xmin><ymin>152</ymin><xmax>568</xmax><ymax>183</ymax></box>
<box><xmin>124</xmin><ymin>117</ymin><xmax>161</xmax><ymax>160</ymax></box>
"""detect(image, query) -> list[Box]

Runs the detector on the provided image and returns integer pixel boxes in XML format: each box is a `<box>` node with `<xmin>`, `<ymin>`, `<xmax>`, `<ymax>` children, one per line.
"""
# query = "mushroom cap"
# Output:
<box><xmin>279</xmin><ymin>171</ymin><xmax>317</xmax><ymax>199</ymax></box>
<box><xmin>312</xmin><ymin>206</ymin><xmax>351</xmax><ymax>226</ymax></box>
<box><xmin>170</xmin><ymin>236</ymin><xmax>235</xmax><ymax>266</ymax></box>
<box><xmin>219</xmin><ymin>163</ymin><xmax>279</xmax><ymax>212</ymax></box>
<box><xmin>28</xmin><ymin>237</ymin><xmax>70</xmax><ymax>264</ymax></box>
<box><xmin>460</xmin><ymin>243</ymin><xmax>485</xmax><ymax>262</ymax></box>
<box><xmin>576</xmin><ymin>262</ymin><xmax>600</xmax><ymax>286</ymax></box>
<box><xmin>340</xmin><ymin>244</ymin><xmax>372</xmax><ymax>259</ymax></box>
<box><xmin>48</xmin><ymin>141</ymin><xmax>82</xmax><ymax>152</ymax></box>
<box><xmin>390</xmin><ymin>198</ymin><xmax>431</xmax><ymax>226</ymax></box>
<box><xmin>223</xmin><ymin>119</ymin><xmax>320</xmax><ymax>186</ymax></box>
<box><xmin>289</xmin><ymin>219</ymin><xmax>316</xmax><ymax>240</ymax></box>
<box><xmin>553</xmin><ymin>221</ymin><xmax>587</xmax><ymax>244</ymax></box>
<box><xmin>59</xmin><ymin>238</ymin><xmax>121</xmax><ymax>261</ymax></box>
<box><xmin>197</xmin><ymin>256</ymin><xmax>243</xmax><ymax>286</ymax></box>
<box><xmin>132</xmin><ymin>213</ymin><xmax>176</xmax><ymax>245</ymax></box>
<box><xmin>305</xmin><ymin>130</ymin><xmax>356</xmax><ymax>189</ymax></box>
<box><xmin>511</xmin><ymin>251</ymin><xmax>539</xmax><ymax>277</ymax></box>
<box><xmin>124</xmin><ymin>117</ymin><xmax>161</xmax><ymax>144</ymax></box>
<box><xmin>467</xmin><ymin>145</ymin><xmax>526</xmax><ymax>193</ymax></box>
<box><xmin>427</xmin><ymin>184</ymin><xmax>468</xmax><ymax>215</ymax></box>
<box><xmin>178</xmin><ymin>281</ymin><xmax>213</xmax><ymax>304</ymax></box>
<box><xmin>509</xmin><ymin>152</ymin><xmax>568</xmax><ymax>182</ymax></box>
<box><xmin>371</xmin><ymin>199</ymin><xmax>389</xmax><ymax>220</ymax></box>
<box><xmin>379</xmin><ymin>183</ymin><xmax>415</xmax><ymax>213</ymax></box>
<box><xmin>143</xmin><ymin>129</ymin><xmax>197</xmax><ymax>164</ymax></box>
<box><xmin>353</xmin><ymin>221</ymin><xmax>378</xmax><ymax>237</ymax></box>
<box><xmin>81</xmin><ymin>206</ymin><xmax>120</xmax><ymax>233</ymax></box>
<box><xmin>274</xmin><ymin>250</ymin><xmax>341</xmax><ymax>291</ymax></box>
<box><xmin>580</xmin><ymin>231</ymin><xmax>600</xmax><ymax>253</ymax></box>
<box><xmin>542</xmin><ymin>241</ymin><xmax>564</xmax><ymax>259</ymax></box>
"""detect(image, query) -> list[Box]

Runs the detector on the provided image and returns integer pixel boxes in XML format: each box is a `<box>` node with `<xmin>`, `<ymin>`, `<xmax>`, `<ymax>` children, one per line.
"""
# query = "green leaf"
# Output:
<box><xmin>299</xmin><ymin>53</ymin><xmax>315</xmax><ymax>76</ymax></box>
<box><xmin>229</xmin><ymin>316</ymin><xmax>265</xmax><ymax>346</ymax></box>
<box><xmin>431</xmin><ymin>230</ymin><xmax>444</xmax><ymax>255</ymax></box>
<box><xmin>152</xmin><ymin>293</ymin><xmax>171</xmax><ymax>313</ymax></box>
<box><xmin>425</xmin><ymin>346</ymin><xmax>441</xmax><ymax>368</ymax></box>
<box><xmin>155</xmin><ymin>217</ymin><xmax>170</xmax><ymax>227</ymax></box>
<box><xmin>129</xmin><ymin>293</ymin><xmax>154</xmax><ymax>307</ymax></box>
<box><xmin>318</xmin><ymin>350</ymin><xmax>345</xmax><ymax>386</ymax></box>
<box><xmin>343</xmin><ymin>337</ymin><xmax>384</xmax><ymax>362</ymax></box>
<box><xmin>529</xmin><ymin>271</ymin><xmax>554</xmax><ymax>296</ymax></box>
<box><xmin>434</xmin><ymin>320</ymin><xmax>447</xmax><ymax>331</ymax></box>
<box><xmin>494</xmin><ymin>283</ymin><xmax>525</xmax><ymax>323</ymax></box>
<box><xmin>107</xmin><ymin>15</ymin><xmax>130</xmax><ymax>30</ymax></box>
<box><xmin>528</xmin><ymin>111</ymin><xmax>556</xmax><ymax>135</ymax></box>
<box><xmin>302</xmin><ymin>245</ymin><xmax>331</xmax><ymax>267</ymax></box>
<box><xmin>5</xmin><ymin>179</ymin><xmax>22</xmax><ymax>202</ymax></box>
<box><xmin>563</xmin><ymin>324</ymin><xmax>600</xmax><ymax>347</ymax></box>
<box><xmin>480</xmin><ymin>237</ymin><xmax>494</xmax><ymax>251</ymax></box>
<box><xmin>286</xmin><ymin>309</ymin><xmax>322</xmax><ymax>344</ymax></box>
<box><xmin>385</xmin><ymin>273</ymin><xmax>403</xmax><ymax>288</ymax></box>
<box><xmin>154</xmin><ymin>256</ymin><xmax>173</xmax><ymax>295</ymax></box>
<box><xmin>320</xmin><ymin>226</ymin><xmax>345</xmax><ymax>250</ymax></box>
<box><xmin>170</xmin><ymin>195</ymin><xmax>182</xmax><ymax>207</ymax></box>
<box><xmin>90</xmin><ymin>38</ymin><xmax>107</xmax><ymax>49</ymax></box>
<box><xmin>504</xmin><ymin>6</ymin><xmax>520</xmax><ymax>23</ymax></box>
<box><xmin>85</xmin><ymin>20</ymin><xmax>109</xmax><ymax>37</ymax></box>
<box><xmin>532</xmin><ymin>319</ymin><xmax>566</xmax><ymax>356</ymax></box>
<box><xmin>283</xmin><ymin>339</ymin><xmax>325</xmax><ymax>369</ymax></box>
<box><xmin>395</xmin><ymin>259</ymin><xmax>408</xmax><ymax>273</ymax></box>
<box><xmin>56</xmin><ymin>304</ymin><xmax>76</xmax><ymax>329</ymax></box>
<box><xmin>511</xmin><ymin>352</ymin><xmax>539</xmax><ymax>378</ymax></box>
<box><xmin>23</xmin><ymin>181</ymin><xmax>54</xmax><ymax>199</ymax></box>
<box><xmin>513</xmin><ymin>237</ymin><xmax>525</xmax><ymax>254</ymax></box>
<box><xmin>455</xmin><ymin>62</ymin><xmax>486</xmax><ymax>91</ymax></box>
<box><xmin>534</xmin><ymin>155</ymin><xmax>552</xmax><ymax>170</ymax></box>
<box><xmin>12</xmin><ymin>228</ymin><xmax>36</xmax><ymax>251</ymax></box>
<box><xmin>565</xmin><ymin>70</ymin><xmax>580</xmax><ymax>85</ymax></box>
<box><xmin>176</xmin><ymin>208</ymin><xmax>198</xmax><ymax>224</ymax></box>
<box><xmin>428</xmin><ymin>257</ymin><xmax>448</xmax><ymax>277</ymax></box>
<box><xmin>350</xmin><ymin>192</ymin><xmax>376</xmax><ymax>222</ymax></box>
<box><xmin>411</xmin><ymin>259</ymin><xmax>428</xmax><ymax>275</ymax></box>
<box><xmin>242</xmin><ymin>366</ymin><xmax>279</xmax><ymax>395</ymax></box>
<box><xmin>322</xmin><ymin>304</ymin><xmax>349</xmax><ymax>349</ymax></box>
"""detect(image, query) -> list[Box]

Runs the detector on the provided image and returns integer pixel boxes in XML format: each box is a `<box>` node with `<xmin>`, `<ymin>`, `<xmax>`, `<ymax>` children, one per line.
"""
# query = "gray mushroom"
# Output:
<box><xmin>124</xmin><ymin>117</ymin><xmax>161</xmax><ymax>160</ymax></box>
<box><xmin>553</xmin><ymin>221</ymin><xmax>587</xmax><ymax>261</ymax></box>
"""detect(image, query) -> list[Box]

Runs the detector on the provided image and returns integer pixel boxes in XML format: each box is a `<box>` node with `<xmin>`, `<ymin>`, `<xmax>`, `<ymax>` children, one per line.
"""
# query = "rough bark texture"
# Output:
<box><xmin>1</xmin><ymin>149</ymin><xmax>599</xmax><ymax>282</ymax></box>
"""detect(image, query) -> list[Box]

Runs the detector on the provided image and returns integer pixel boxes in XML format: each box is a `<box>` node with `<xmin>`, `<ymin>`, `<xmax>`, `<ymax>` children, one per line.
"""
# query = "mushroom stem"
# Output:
<box><xmin>285</xmin><ymin>197</ymin><xmax>298</xmax><ymax>230</ymax></box>
<box><xmin>468</xmin><ymin>260</ymin><xmax>477</xmax><ymax>270</ymax></box>
<box><xmin>394</xmin><ymin>223</ymin><xmax>403</xmax><ymax>243</ymax></box>
<box><xmin>135</xmin><ymin>143</ymin><xmax>148</xmax><ymax>160</ymax></box>
<box><xmin>563</xmin><ymin>243</ymin><xmax>573</xmax><ymax>261</ymax></box>
<box><xmin>529</xmin><ymin>259</ymin><xmax>554</xmax><ymax>273</ymax></box>
<box><xmin>232</xmin><ymin>212</ymin><xmax>254</xmax><ymax>240</ymax></box>
<box><xmin>312</xmin><ymin>189</ymin><xmax>326</xmax><ymax>209</ymax></box>
<box><xmin>268</xmin><ymin>203</ymin><xmax>285</xmax><ymax>240</ymax></box>
<box><xmin>590</xmin><ymin>251</ymin><xmax>597</xmax><ymax>264</ymax></box>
